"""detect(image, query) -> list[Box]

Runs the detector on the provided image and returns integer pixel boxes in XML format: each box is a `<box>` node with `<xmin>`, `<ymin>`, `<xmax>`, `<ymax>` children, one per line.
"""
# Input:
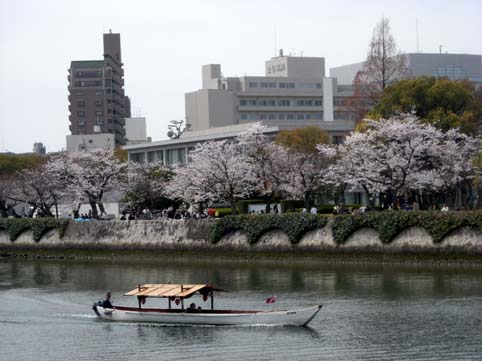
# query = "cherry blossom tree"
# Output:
<box><xmin>123</xmin><ymin>161</ymin><xmax>173</xmax><ymax>211</ymax></box>
<box><xmin>11</xmin><ymin>158</ymin><xmax>70</xmax><ymax>218</ymax></box>
<box><xmin>237</xmin><ymin>123</ymin><xmax>288</xmax><ymax>210</ymax></box>
<box><xmin>167</xmin><ymin>139</ymin><xmax>259</xmax><ymax>214</ymax></box>
<box><xmin>327</xmin><ymin>113</ymin><xmax>480</xmax><ymax>207</ymax></box>
<box><xmin>275</xmin><ymin>127</ymin><xmax>337</xmax><ymax>207</ymax></box>
<box><xmin>67</xmin><ymin>150</ymin><xmax>127</xmax><ymax>218</ymax></box>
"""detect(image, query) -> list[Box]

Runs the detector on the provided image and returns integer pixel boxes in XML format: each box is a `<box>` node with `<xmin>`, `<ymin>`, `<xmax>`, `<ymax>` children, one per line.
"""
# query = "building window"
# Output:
<box><xmin>314</xmin><ymin>100</ymin><xmax>322</xmax><ymax>106</ymax></box>
<box><xmin>297</xmin><ymin>114</ymin><xmax>304</xmax><ymax>120</ymax></box>
<box><xmin>268</xmin><ymin>99</ymin><xmax>276</xmax><ymax>106</ymax></box>
<box><xmin>77</xmin><ymin>100</ymin><xmax>85</xmax><ymax>107</ymax></box>
<box><xmin>147</xmin><ymin>150</ymin><xmax>163</xmax><ymax>163</ymax></box>
<box><xmin>287</xmin><ymin>114</ymin><xmax>294</xmax><ymax>120</ymax></box>
<box><xmin>240</xmin><ymin>113</ymin><xmax>248</xmax><ymax>120</ymax></box>
<box><xmin>278</xmin><ymin>99</ymin><xmax>290</xmax><ymax>106</ymax></box>
<box><xmin>88</xmin><ymin>139</ymin><xmax>93</xmax><ymax>144</ymax></box>
<box><xmin>96</xmin><ymin>100</ymin><xmax>103</xmax><ymax>106</ymax></box>
<box><xmin>316</xmin><ymin>83</ymin><xmax>322</xmax><ymax>89</ymax></box>
<box><xmin>130</xmin><ymin>153</ymin><xmax>145</xmax><ymax>164</ymax></box>
<box><xmin>259</xmin><ymin>114</ymin><xmax>267</xmax><ymax>120</ymax></box>
<box><xmin>240</xmin><ymin>99</ymin><xmax>247</xmax><ymax>106</ymax></box>
<box><xmin>249</xmin><ymin>82</ymin><xmax>258</xmax><ymax>88</ymax></box>
<box><xmin>77</xmin><ymin>121</ymin><xmax>85</xmax><ymax>127</ymax></box>
<box><xmin>287</xmin><ymin>82</ymin><xmax>295</xmax><ymax>88</ymax></box>
<box><xmin>268</xmin><ymin>82</ymin><xmax>277</xmax><ymax>88</ymax></box>
<box><xmin>248</xmin><ymin>99</ymin><xmax>257</xmax><ymax>106</ymax></box>
<box><xmin>166</xmin><ymin>148</ymin><xmax>186</xmax><ymax>165</ymax></box>
<box><xmin>279</xmin><ymin>113</ymin><xmax>286</xmax><ymax>120</ymax></box>
<box><xmin>96</xmin><ymin>120</ymin><xmax>103</xmax><ymax>125</ymax></box>
<box><xmin>279</xmin><ymin>82</ymin><xmax>286</xmax><ymax>88</ymax></box>
<box><xmin>332</xmin><ymin>135</ymin><xmax>345</xmax><ymax>145</ymax></box>
<box><xmin>77</xmin><ymin>111</ymin><xmax>85</xmax><ymax>117</ymax></box>
<box><xmin>76</xmin><ymin>91</ymin><xmax>84</xmax><ymax>96</ymax></box>
<box><xmin>96</xmin><ymin>111</ymin><xmax>104</xmax><ymax>116</ymax></box>
<box><xmin>247</xmin><ymin>113</ymin><xmax>257</xmax><ymax>120</ymax></box>
<box><xmin>268</xmin><ymin>113</ymin><xmax>276</xmax><ymax>120</ymax></box>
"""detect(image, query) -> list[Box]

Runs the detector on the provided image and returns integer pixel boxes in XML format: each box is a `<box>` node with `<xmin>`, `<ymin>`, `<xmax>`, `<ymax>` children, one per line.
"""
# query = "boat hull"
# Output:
<box><xmin>93</xmin><ymin>305</ymin><xmax>322</xmax><ymax>326</ymax></box>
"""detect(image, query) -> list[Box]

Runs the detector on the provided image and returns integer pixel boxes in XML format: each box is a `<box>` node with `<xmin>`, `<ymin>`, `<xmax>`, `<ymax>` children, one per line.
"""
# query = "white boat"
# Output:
<box><xmin>92</xmin><ymin>283</ymin><xmax>322</xmax><ymax>327</ymax></box>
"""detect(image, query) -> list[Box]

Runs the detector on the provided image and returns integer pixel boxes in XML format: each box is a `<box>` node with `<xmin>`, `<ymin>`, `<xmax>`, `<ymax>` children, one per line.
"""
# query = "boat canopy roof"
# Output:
<box><xmin>124</xmin><ymin>284</ymin><xmax>225</xmax><ymax>299</ymax></box>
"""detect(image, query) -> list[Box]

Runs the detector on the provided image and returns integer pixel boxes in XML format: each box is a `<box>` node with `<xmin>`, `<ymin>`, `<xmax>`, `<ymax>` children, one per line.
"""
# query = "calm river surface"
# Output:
<box><xmin>0</xmin><ymin>257</ymin><xmax>481</xmax><ymax>361</ymax></box>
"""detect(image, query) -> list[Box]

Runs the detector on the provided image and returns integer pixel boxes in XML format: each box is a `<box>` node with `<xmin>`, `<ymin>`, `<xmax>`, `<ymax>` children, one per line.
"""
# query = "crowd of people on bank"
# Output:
<box><xmin>2</xmin><ymin>201</ymin><xmax>456</xmax><ymax>220</ymax></box>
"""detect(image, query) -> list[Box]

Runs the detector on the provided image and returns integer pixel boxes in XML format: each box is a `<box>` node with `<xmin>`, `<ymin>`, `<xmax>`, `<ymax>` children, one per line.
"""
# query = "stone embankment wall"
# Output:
<box><xmin>0</xmin><ymin>219</ymin><xmax>481</xmax><ymax>255</ymax></box>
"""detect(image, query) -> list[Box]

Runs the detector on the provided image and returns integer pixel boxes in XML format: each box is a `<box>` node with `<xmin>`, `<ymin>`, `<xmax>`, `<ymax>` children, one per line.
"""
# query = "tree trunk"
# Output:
<box><xmin>230</xmin><ymin>200</ymin><xmax>237</xmax><ymax>215</ymax></box>
<box><xmin>98</xmin><ymin>202</ymin><xmax>106</xmax><ymax>216</ymax></box>
<box><xmin>89</xmin><ymin>200</ymin><xmax>99</xmax><ymax>219</ymax></box>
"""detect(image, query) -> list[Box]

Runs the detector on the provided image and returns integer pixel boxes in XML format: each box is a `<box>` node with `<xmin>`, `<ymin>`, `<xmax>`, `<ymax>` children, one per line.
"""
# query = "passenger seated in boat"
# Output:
<box><xmin>102</xmin><ymin>292</ymin><xmax>114</xmax><ymax>309</ymax></box>
<box><xmin>187</xmin><ymin>303</ymin><xmax>198</xmax><ymax>312</ymax></box>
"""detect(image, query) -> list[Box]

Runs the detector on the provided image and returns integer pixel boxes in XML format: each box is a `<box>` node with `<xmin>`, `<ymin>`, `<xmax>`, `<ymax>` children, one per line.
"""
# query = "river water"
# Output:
<box><xmin>0</xmin><ymin>257</ymin><xmax>481</xmax><ymax>361</ymax></box>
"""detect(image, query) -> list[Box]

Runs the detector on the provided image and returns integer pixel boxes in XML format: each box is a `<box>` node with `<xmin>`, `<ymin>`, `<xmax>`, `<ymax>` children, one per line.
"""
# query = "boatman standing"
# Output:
<box><xmin>102</xmin><ymin>292</ymin><xmax>114</xmax><ymax>309</ymax></box>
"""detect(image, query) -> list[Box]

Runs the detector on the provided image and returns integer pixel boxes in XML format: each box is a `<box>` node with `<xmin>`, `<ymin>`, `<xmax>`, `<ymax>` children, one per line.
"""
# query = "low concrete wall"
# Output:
<box><xmin>0</xmin><ymin>219</ymin><xmax>481</xmax><ymax>255</ymax></box>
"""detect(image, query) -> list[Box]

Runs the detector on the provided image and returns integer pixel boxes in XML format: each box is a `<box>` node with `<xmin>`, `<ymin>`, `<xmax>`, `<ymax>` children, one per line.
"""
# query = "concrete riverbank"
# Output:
<box><xmin>1</xmin><ymin>217</ymin><xmax>481</xmax><ymax>261</ymax></box>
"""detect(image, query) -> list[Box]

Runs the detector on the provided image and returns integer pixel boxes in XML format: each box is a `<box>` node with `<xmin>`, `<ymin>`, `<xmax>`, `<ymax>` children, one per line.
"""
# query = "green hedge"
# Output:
<box><xmin>331</xmin><ymin>211</ymin><xmax>482</xmax><ymax>244</ymax></box>
<box><xmin>0</xmin><ymin>218</ymin><xmax>70</xmax><ymax>242</ymax></box>
<box><xmin>210</xmin><ymin>213</ymin><xmax>329</xmax><ymax>244</ymax></box>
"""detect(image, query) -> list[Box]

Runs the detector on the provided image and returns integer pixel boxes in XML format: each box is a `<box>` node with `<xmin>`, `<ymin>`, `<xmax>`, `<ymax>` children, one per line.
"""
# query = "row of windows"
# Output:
<box><xmin>333</xmin><ymin>111</ymin><xmax>359</xmax><ymax>121</ymax></box>
<box><xmin>248</xmin><ymin>81</ymin><xmax>322</xmax><ymax>89</ymax></box>
<box><xmin>131</xmin><ymin>149</ymin><xmax>188</xmax><ymax>165</ymax></box>
<box><xmin>74</xmin><ymin>71</ymin><xmax>102</xmax><ymax>78</ymax></box>
<box><xmin>75</xmin><ymin>90</ymin><xmax>104</xmax><ymax>96</ymax></box>
<box><xmin>239</xmin><ymin>98</ymin><xmax>323</xmax><ymax>107</ymax></box>
<box><xmin>76</xmin><ymin>100</ymin><xmax>104</xmax><ymax>107</ymax></box>
<box><xmin>240</xmin><ymin>113</ymin><xmax>324</xmax><ymax>121</ymax></box>
<box><xmin>74</xmin><ymin>80</ymin><xmax>102</xmax><ymax>87</ymax></box>
<box><xmin>77</xmin><ymin>111</ymin><xmax>105</xmax><ymax>117</ymax></box>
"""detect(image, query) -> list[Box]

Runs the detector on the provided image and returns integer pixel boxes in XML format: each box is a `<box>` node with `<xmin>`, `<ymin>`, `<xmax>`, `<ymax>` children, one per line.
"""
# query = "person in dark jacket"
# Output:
<box><xmin>102</xmin><ymin>292</ymin><xmax>114</xmax><ymax>308</ymax></box>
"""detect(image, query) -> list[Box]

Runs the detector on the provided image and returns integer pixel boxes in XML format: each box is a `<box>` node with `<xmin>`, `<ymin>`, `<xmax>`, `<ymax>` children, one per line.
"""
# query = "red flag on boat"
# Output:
<box><xmin>266</xmin><ymin>296</ymin><xmax>276</xmax><ymax>304</ymax></box>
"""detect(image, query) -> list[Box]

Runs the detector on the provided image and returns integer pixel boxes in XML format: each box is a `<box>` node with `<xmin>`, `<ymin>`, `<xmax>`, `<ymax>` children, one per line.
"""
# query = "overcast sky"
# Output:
<box><xmin>1</xmin><ymin>0</ymin><xmax>481</xmax><ymax>153</ymax></box>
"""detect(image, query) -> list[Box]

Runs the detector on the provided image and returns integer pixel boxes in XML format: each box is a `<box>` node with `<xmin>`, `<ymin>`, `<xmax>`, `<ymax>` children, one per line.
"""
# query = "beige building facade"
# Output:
<box><xmin>185</xmin><ymin>54</ymin><xmax>357</xmax><ymax>142</ymax></box>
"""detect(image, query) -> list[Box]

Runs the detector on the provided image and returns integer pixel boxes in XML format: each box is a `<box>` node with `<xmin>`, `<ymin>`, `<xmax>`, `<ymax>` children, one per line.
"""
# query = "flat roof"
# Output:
<box><xmin>124</xmin><ymin>284</ymin><xmax>224</xmax><ymax>298</ymax></box>
<box><xmin>123</xmin><ymin>124</ymin><xmax>280</xmax><ymax>151</ymax></box>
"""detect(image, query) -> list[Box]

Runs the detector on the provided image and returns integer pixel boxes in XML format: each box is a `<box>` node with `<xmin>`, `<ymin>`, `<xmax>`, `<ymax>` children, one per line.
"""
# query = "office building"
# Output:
<box><xmin>124</xmin><ymin>52</ymin><xmax>359</xmax><ymax>165</ymax></box>
<box><xmin>67</xmin><ymin>31</ymin><xmax>130</xmax><ymax>147</ymax></box>
<box><xmin>330</xmin><ymin>53</ymin><xmax>482</xmax><ymax>85</ymax></box>
<box><xmin>185</xmin><ymin>52</ymin><xmax>357</xmax><ymax>139</ymax></box>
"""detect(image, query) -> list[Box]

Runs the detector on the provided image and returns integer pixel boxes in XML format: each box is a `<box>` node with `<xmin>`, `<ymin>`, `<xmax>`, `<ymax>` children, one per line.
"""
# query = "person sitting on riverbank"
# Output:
<box><xmin>102</xmin><ymin>292</ymin><xmax>114</xmax><ymax>309</ymax></box>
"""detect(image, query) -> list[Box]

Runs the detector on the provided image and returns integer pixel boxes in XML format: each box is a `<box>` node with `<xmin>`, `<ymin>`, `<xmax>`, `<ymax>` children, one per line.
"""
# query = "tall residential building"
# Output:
<box><xmin>185</xmin><ymin>52</ymin><xmax>357</xmax><ymax>141</ymax></box>
<box><xmin>67</xmin><ymin>32</ymin><xmax>130</xmax><ymax>147</ymax></box>
<box><xmin>330</xmin><ymin>53</ymin><xmax>482</xmax><ymax>86</ymax></box>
